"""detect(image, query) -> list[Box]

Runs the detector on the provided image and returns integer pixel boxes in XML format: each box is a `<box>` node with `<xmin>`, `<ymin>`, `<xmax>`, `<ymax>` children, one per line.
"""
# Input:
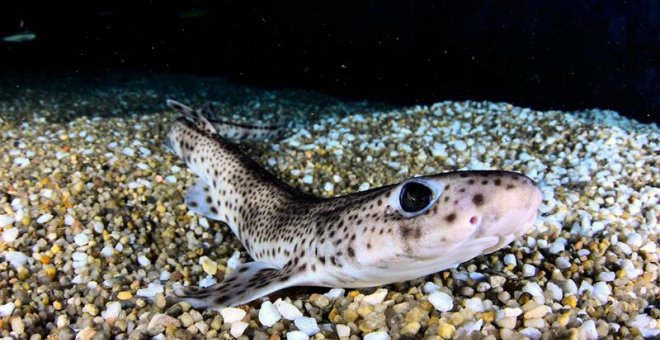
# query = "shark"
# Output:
<box><xmin>164</xmin><ymin>99</ymin><xmax>543</xmax><ymax>309</ymax></box>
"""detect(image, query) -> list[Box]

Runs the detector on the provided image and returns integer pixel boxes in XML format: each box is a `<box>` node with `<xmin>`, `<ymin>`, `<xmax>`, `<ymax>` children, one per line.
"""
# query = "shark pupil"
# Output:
<box><xmin>400</xmin><ymin>182</ymin><xmax>433</xmax><ymax>212</ymax></box>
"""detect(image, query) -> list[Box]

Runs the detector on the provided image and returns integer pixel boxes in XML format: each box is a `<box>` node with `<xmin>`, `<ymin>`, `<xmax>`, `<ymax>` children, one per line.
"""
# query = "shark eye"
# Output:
<box><xmin>400</xmin><ymin>182</ymin><xmax>433</xmax><ymax>213</ymax></box>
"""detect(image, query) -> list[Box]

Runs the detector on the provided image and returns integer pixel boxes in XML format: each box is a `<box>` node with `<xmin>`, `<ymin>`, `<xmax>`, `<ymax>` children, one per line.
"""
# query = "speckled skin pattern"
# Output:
<box><xmin>165</xmin><ymin>100</ymin><xmax>543</xmax><ymax>309</ymax></box>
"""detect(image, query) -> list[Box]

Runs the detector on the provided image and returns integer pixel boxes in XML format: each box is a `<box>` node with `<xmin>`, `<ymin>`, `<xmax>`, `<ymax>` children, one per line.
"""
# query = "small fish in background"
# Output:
<box><xmin>179</xmin><ymin>8</ymin><xmax>208</xmax><ymax>19</ymax></box>
<box><xmin>2</xmin><ymin>20</ymin><xmax>36</xmax><ymax>43</ymax></box>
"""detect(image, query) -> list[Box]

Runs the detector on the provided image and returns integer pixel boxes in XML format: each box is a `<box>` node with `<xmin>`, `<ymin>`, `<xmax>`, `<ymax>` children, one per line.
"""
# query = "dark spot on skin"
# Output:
<box><xmin>347</xmin><ymin>247</ymin><xmax>355</xmax><ymax>257</ymax></box>
<box><xmin>473</xmin><ymin>194</ymin><xmax>484</xmax><ymax>206</ymax></box>
<box><xmin>506</xmin><ymin>184</ymin><xmax>515</xmax><ymax>190</ymax></box>
<box><xmin>206</xmin><ymin>196</ymin><xmax>212</xmax><ymax>203</ymax></box>
<box><xmin>445</xmin><ymin>213</ymin><xmax>456</xmax><ymax>223</ymax></box>
<box><xmin>367</xmin><ymin>243</ymin><xmax>371</xmax><ymax>249</ymax></box>
<box><xmin>190</xmin><ymin>201</ymin><xmax>198</xmax><ymax>207</ymax></box>
<box><xmin>459</xmin><ymin>188</ymin><xmax>466</xmax><ymax>193</ymax></box>
<box><xmin>444</xmin><ymin>196</ymin><xmax>450</xmax><ymax>202</ymax></box>
<box><xmin>481</xmin><ymin>180</ymin><xmax>488</xmax><ymax>185</ymax></box>
<box><xmin>468</xmin><ymin>179</ymin><xmax>475</xmax><ymax>184</ymax></box>
<box><xmin>494</xmin><ymin>179</ymin><xmax>502</xmax><ymax>186</ymax></box>
<box><xmin>399</xmin><ymin>225</ymin><xmax>421</xmax><ymax>239</ymax></box>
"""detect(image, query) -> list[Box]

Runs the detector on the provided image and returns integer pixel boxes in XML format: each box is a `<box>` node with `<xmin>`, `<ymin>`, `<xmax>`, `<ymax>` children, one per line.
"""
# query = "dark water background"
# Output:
<box><xmin>0</xmin><ymin>1</ymin><xmax>657</xmax><ymax>124</ymax></box>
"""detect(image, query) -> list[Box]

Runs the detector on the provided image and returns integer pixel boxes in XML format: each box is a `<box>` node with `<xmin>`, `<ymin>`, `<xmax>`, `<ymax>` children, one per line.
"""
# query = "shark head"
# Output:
<box><xmin>335</xmin><ymin>170</ymin><xmax>542</xmax><ymax>286</ymax></box>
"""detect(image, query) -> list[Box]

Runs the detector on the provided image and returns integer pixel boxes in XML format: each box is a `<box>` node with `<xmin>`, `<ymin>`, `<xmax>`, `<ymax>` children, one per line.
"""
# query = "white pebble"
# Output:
<box><xmin>159</xmin><ymin>271</ymin><xmax>170</xmax><ymax>281</ymax></box>
<box><xmin>428</xmin><ymin>291</ymin><xmax>453</xmax><ymax>312</ymax></box>
<box><xmin>597</xmin><ymin>271</ymin><xmax>615</xmax><ymax>282</ymax></box>
<box><xmin>496</xmin><ymin>307</ymin><xmax>523</xmax><ymax>320</ymax></box>
<box><xmin>592</xmin><ymin>282</ymin><xmax>611</xmax><ymax>304</ymax></box>
<box><xmin>522</xmin><ymin>264</ymin><xmax>536</xmax><ymax>277</ymax></box>
<box><xmin>324</xmin><ymin>288</ymin><xmax>345</xmax><ymax>300</ymax></box>
<box><xmin>522</xmin><ymin>282</ymin><xmax>544</xmax><ymax>299</ymax></box>
<box><xmin>520</xmin><ymin>328</ymin><xmax>542</xmax><ymax>339</ymax></box>
<box><xmin>556</xmin><ymin>256</ymin><xmax>572</xmax><ymax>269</ymax></box>
<box><xmin>165</xmin><ymin>175</ymin><xmax>177</xmax><ymax>183</ymax></box>
<box><xmin>64</xmin><ymin>215</ymin><xmax>75</xmax><ymax>225</ymax></box>
<box><xmin>4</xmin><ymin>251</ymin><xmax>28</xmax><ymax>268</ymax></box>
<box><xmin>286</xmin><ymin>331</ymin><xmax>309</xmax><ymax>340</ymax></box>
<box><xmin>0</xmin><ymin>214</ymin><xmax>14</xmax><ymax>227</ymax></box>
<box><xmin>626</xmin><ymin>232</ymin><xmax>643</xmax><ymax>248</ymax></box>
<box><xmin>136</xmin><ymin>282</ymin><xmax>164</xmax><ymax>298</ymax></box>
<box><xmin>323</xmin><ymin>182</ymin><xmax>334</xmax><ymax>192</ymax></box>
<box><xmin>578</xmin><ymin>280</ymin><xmax>594</xmax><ymax>295</ymax></box>
<box><xmin>579</xmin><ymin>320</ymin><xmax>599</xmax><ymax>340</ymax></box>
<box><xmin>0</xmin><ymin>302</ymin><xmax>16</xmax><ymax>317</ymax></box>
<box><xmin>336</xmin><ymin>324</ymin><xmax>351</xmax><ymax>337</ymax></box>
<box><xmin>37</xmin><ymin>213</ymin><xmax>53</xmax><ymax>224</ymax></box>
<box><xmin>74</xmin><ymin>233</ymin><xmax>89</xmax><ymax>246</ymax></box>
<box><xmin>363</xmin><ymin>288</ymin><xmax>388</xmax><ymax>305</ymax></box>
<box><xmin>275</xmin><ymin>300</ymin><xmax>303</xmax><ymax>320</ymax></box>
<box><xmin>465</xmin><ymin>297</ymin><xmax>484</xmax><ymax>312</ymax></box>
<box><xmin>503</xmin><ymin>254</ymin><xmax>517</xmax><ymax>266</ymax></box>
<box><xmin>226</xmin><ymin>250</ymin><xmax>241</xmax><ymax>270</ymax></box>
<box><xmin>139</xmin><ymin>147</ymin><xmax>151</xmax><ymax>156</ymax></box>
<box><xmin>101</xmin><ymin>302</ymin><xmax>122</xmax><ymax>324</ymax></box>
<box><xmin>121</xmin><ymin>147</ymin><xmax>135</xmax><ymax>156</ymax></box>
<box><xmin>258</xmin><ymin>301</ymin><xmax>282</xmax><ymax>327</ymax></box>
<box><xmin>230</xmin><ymin>321</ymin><xmax>249</xmax><ymax>337</ymax></box>
<box><xmin>2</xmin><ymin>227</ymin><xmax>19</xmax><ymax>242</ymax></box>
<box><xmin>100</xmin><ymin>246</ymin><xmax>114</xmax><ymax>257</ymax></box>
<box><xmin>545</xmin><ymin>282</ymin><xmax>563</xmax><ymax>301</ymax></box>
<box><xmin>13</xmin><ymin>157</ymin><xmax>29</xmax><ymax>167</ymax></box>
<box><xmin>199</xmin><ymin>275</ymin><xmax>217</xmax><ymax>288</ymax></box>
<box><xmin>302</xmin><ymin>175</ymin><xmax>314</xmax><ymax>184</ymax></box>
<box><xmin>93</xmin><ymin>221</ymin><xmax>104</xmax><ymax>233</ymax></box>
<box><xmin>137</xmin><ymin>255</ymin><xmax>151</xmax><ymax>266</ymax></box>
<box><xmin>359</xmin><ymin>182</ymin><xmax>370</xmax><ymax>191</ymax></box>
<box><xmin>453</xmin><ymin>140</ymin><xmax>467</xmax><ymax>151</ymax></box>
<box><xmin>294</xmin><ymin>317</ymin><xmax>320</xmax><ymax>336</ymax></box>
<box><xmin>364</xmin><ymin>331</ymin><xmax>391</xmax><ymax>340</ymax></box>
<box><xmin>422</xmin><ymin>281</ymin><xmax>440</xmax><ymax>294</ymax></box>
<box><xmin>221</xmin><ymin>307</ymin><xmax>246</xmax><ymax>323</ymax></box>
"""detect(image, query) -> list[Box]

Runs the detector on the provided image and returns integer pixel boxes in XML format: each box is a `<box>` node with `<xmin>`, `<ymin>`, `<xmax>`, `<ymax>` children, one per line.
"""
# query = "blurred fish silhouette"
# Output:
<box><xmin>3</xmin><ymin>20</ymin><xmax>36</xmax><ymax>43</ymax></box>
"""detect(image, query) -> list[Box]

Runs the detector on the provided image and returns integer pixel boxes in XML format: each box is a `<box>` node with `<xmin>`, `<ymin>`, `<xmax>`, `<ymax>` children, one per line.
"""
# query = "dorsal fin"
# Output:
<box><xmin>201</xmin><ymin>102</ymin><xmax>286</xmax><ymax>141</ymax></box>
<box><xmin>167</xmin><ymin>99</ymin><xmax>217</xmax><ymax>135</ymax></box>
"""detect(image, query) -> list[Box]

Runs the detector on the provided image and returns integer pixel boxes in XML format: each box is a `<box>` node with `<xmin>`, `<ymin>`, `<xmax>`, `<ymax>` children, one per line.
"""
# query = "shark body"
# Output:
<box><xmin>165</xmin><ymin>100</ymin><xmax>543</xmax><ymax>309</ymax></box>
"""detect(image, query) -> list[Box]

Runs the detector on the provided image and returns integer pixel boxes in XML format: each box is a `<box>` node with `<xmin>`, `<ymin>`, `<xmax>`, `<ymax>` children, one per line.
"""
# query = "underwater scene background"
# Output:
<box><xmin>0</xmin><ymin>2</ymin><xmax>658</xmax><ymax>339</ymax></box>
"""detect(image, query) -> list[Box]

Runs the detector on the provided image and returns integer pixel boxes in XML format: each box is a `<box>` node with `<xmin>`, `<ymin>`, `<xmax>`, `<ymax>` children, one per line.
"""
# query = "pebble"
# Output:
<box><xmin>0</xmin><ymin>214</ymin><xmax>14</xmax><ymax>227</ymax></box>
<box><xmin>428</xmin><ymin>291</ymin><xmax>453</xmax><ymax>312</ymax></box>
<box><xmin>336</xmin><ymin>324</ymin><xmax>351</xmax><ymax>337</ymax></box>
<box><xmin>137</xmin><ymin>255</ymin><xmax>151</xmax><ymax>266</ymax></box>
<box><xmin>275</xmin><ymin>299</ymin><xmax>303</xmax><ymax>320</ymax></box>
<box><xmin>286</xmin><ymin>331</ymin><xmax>309</xmax><ymax>340</ymax></box>
<box><xmin>324</xmin><ymin>288</ymin><xmax>345</xmax><ymax>300</ymax></box>
<box><xmin>4</xmin><ymin>251</ymin><xmax>28</xmax><ymax>268</ymax></box>
<box><xmin>74</xmin><ymin>233</ymin><xmax>89</xmax><ymax>246</ymax></box>
<box><xmin>147</xmin><ymin>314</ymin><xmax>181</xmax><ymax>335</ymax></box>
<box><xmin>363</xmin><ymin>331</ymin><xmax>391</xmax><ymax>340</ymax></box>
<box><xmin>221</xmin><ymin>307</ymin><xmax>246</xmax><ymax>323</ymax></box>
<box><xmin>136</xmin><ymin>282</ymin><xmax>164</xmax><ymax>298</ymax></box>
<box><xmin>101</xmin><ymin>302</ymin><xmax>122</xmax><ymax>325</ymax></box>
<box><xmin>363</xmin><ymin>288</ymin><xmax>388</xmax><ymax>305</ymax></box>
<box><xmin>522</xmin><ymin>264</ymin><xmax>536</xmax><ymax>277</ymax></box>
<box><xmin>258</xmin><ymin>301</ymin><xmax>282</xmax><ymax>327</ymax></box>
<box><xmin>294</xmin><ymin>317</ymin><xmax>320</xmax><ymax>335</ymax></box>
<box><xmin>2</xmin><ymin>227</ymin><xmax>19</xmax><ymax>242</ymax></box>
<box><xmin>231</xmin><ymin>321</ymin><xmax>249</xmax><ymax>337</ymax></box>
<box><xmin>36</xmin><ymin>213</ymin><xmax>53</xmax><ymax>224</ymax></box>
<box><xmin>199</xmin><ymin>256</ymin><xmax>218</xmax><ymax>275</ymax></box>
<box><xmin>503</xmin><ymin>254</ymin><xmax>516</xmax><ymax>266</ymax></box>
<box><xmin>0</xmin><ymin>302</ymin><xmax>15</xmax><ymax>317</ymax></box>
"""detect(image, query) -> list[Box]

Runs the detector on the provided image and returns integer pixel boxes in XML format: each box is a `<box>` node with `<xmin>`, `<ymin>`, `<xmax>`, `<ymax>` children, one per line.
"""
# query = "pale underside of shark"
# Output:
<box><xmin>164</xmin><ymin>99</ymin><xmax>543</xmax><ymax>310</ymax></box>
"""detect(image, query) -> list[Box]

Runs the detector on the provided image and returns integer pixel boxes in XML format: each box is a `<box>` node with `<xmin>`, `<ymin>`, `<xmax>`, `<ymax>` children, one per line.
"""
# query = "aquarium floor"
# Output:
<box><xmin>0</xmin><ymin>75</ymin><xmax>658</xmax><ymax>339</ymax></box>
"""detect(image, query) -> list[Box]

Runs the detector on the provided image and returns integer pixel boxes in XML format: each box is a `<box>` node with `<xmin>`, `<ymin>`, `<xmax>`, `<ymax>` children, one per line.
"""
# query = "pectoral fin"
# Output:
<box><xmin>174</xmin><ymin>261</ymin><xmax>302</xmax><ymax>309</ymax></box>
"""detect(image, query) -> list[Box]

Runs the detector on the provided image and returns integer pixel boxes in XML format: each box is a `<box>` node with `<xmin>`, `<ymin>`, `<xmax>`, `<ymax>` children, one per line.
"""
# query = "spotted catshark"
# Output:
<box><xmin>164</xmin><ymin>100</ymin><xmax>543</xmax><ymax>309</ymax></box>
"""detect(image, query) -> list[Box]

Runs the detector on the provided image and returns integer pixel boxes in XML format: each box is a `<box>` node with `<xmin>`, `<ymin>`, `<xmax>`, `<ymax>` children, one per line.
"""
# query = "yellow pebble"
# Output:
<box><xmin>557</xmin><ymin>312</ymin><xmax>570</xmax><ymax>327</ymax></box>
<box><xmin>562</xmin><ymin>295</ymin><xmax>577</xmax><ymax>308</ymax></box>
<box><xmin>401</xmin><ymin>322</ymin><xmax>421</xmax><ymax>336</ymax></box>
<box><xmin>156</xmin><ymin>205</ymin><xmax>166</xmax><ymax>214</ymax></box>
<box><xmin>357</xmin><ymin>305</ymin><xmax>373</xmax><ymax>318</ymax></box>
<box><xmin>118</xmin><ymin>291</ymin><xmax>133</xmax><ymax>300</ymax></box>
<box><xmin>438</xmin><ymin>324</ymin><xmax>455</xmax><ymax>339</ymax></box>
<box><xmin>482</xmin><ymin>311</ymin><xmax>495</xmax><ymax>323</ymax></box>
<box><xmin>44</xmin><ymin>265</ymin><xmax>57</xmax><ymax>278</ymax></box>
<box><xmin>342</xmin><ymin>309</ymin><xmax>359</xmax><ymax>323</ymax></box>
<box><xmin>53</xmin><ymin>301</ymin><xmax>63</xmax><ymax>311</ymax></box>
<box><xmin>348</xmin><ymin>290</ymin><xmax>360</xmax><ymax>299</ymax></box>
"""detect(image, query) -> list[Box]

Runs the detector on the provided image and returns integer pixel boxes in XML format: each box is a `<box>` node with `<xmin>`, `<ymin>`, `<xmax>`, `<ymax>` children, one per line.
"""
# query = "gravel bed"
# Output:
<box><xmin>0</xmin><ymin>76</ymin><xmax>658</xmax><ymax>339</ymax></box>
